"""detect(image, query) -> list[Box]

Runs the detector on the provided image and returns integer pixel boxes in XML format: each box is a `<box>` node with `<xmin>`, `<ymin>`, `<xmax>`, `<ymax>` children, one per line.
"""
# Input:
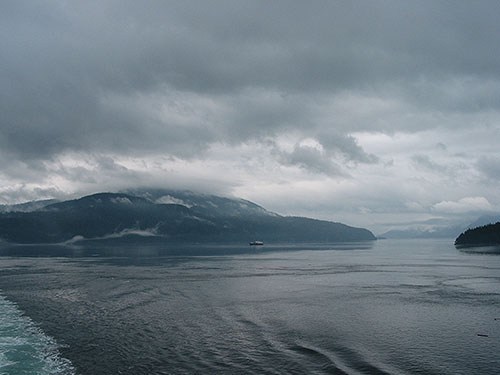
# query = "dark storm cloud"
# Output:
<box><xmin>2</xmin><ymin>0</ymin><xmax>500</xmax><ymax>163</ymax></box>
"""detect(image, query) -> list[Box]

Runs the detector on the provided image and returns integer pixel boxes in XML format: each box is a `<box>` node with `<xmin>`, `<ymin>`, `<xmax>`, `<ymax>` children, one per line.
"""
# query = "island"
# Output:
<box><xmin>454</xmin><ymin>222</ymin><xmax>500</xmax><ymax>246</ymax></box>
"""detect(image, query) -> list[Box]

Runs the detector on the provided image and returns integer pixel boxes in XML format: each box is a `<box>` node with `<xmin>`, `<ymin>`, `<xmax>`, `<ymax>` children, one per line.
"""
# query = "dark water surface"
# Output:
<box><xmin>0</xmin><ymin>239</ymin><xmax>499</xmax><ymax>374</ymax></box>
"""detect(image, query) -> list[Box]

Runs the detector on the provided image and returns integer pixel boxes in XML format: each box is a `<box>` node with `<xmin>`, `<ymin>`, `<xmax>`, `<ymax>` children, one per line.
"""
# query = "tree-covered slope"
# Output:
<box><xmin>0</xmin><ymin>191</ymin><xmax>376</xmax><ymax>244</ymax></box>
<box><xmin>455</xmin><ymin>222</ymin><xmax>500</xmax><ymax>246</ymax></box>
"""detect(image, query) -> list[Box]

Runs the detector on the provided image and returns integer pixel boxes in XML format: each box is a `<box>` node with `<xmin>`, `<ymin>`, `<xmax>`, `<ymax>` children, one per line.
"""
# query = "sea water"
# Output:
<box><xmin>0</xmin><ymin>295</ymin><xmax>74</xmax><ymax>375</ymax></box>
<box><xmin>0</xmin><ymin>239</ymin><xmax>499</xmax><ymax>374</ymax></box>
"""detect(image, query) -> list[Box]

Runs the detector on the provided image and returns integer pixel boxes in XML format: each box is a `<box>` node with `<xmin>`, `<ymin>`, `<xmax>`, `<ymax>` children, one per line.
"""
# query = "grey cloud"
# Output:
<box><xmin>1</xmin><ymin>0</ymin><xmax>500</xmax><ymax>229</ymax></box>
<box><xmin>411</xmin><ymin>154</ymin><xmax>471</xmax><ymax>181</ymax></box>
<box><xmin>432</xmin><ymin>197</ymin><xmax>493</xmax><ymax>214</ymax></box>
<box><xmin>0</xmin><ymin>185</ymin><xmax>65</xmax><ymax>205</ymax></box>
<box><xmin>0</xmin><ymin>157</ymin><xmax>49</xmax><ymax>182</ymax></box>
<box><xmin>436</xmin><ymin>143</ymin><xmax>447</xmax><ymax>151</ymax></box>
<box><xmin>279</xmin><ymin>145</ymin><xmax>344</xmax><ymax>176</ymax></box>
<box><xmin>51</xmin><ymin>155</ymin><xmax>133</xmax><ymax>185</ymax></box>
<box><xmin>477</xmin><ymin>156</ymin><xmax>500</xmax><ymax>181</ymax></box>
<box><xmin>2</xmin><ymin>0</ymin><xmax>500</xmax><ymax>163</ymax></box>
<box><xmin>411</xmin><ymin>155</ymin><xmax>448</xmax><ymax>174</ymax></box>
<box><xmin>271</xmin><ymin>129</ymin><xmax>378</xmax><ymax>176</ymax></box>
<box><xmin>318</xmin><ymin>132</ymin><xmax>379</xmax><ymax>164</ymax></box>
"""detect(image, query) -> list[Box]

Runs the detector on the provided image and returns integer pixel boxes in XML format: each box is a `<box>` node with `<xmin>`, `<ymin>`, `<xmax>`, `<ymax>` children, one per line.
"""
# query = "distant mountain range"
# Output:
<box><xmin>0</xmin><ymin>190</ymin><xmax>376</xmax><ymax>245</ymax></box>
<box><xmin>0</xmin><ymin>199</ymin><xmax>59</xmax><ymax>213</ymax></box>
<box><xmin>379</xmin><ymin>214</ymin><xmax>500</xmax><ymax>239</ymax></box>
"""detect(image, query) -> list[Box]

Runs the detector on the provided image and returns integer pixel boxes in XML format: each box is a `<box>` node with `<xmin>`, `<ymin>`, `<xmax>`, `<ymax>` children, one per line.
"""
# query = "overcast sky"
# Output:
<box><xmin>1</xmin><ymin>0</ymin><xmax>500</xmax><ymax>233</ymax></box>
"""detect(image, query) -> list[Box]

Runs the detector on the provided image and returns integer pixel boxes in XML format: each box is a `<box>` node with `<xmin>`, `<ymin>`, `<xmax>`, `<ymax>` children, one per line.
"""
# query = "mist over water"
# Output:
<box><xmin>0</xmin><ymin>239</ymin><xmax>499</xmax><ymax>374</ymax></box>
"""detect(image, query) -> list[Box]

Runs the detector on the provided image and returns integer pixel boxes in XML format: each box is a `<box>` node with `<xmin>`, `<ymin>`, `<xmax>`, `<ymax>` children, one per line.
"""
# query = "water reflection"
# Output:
<box><xmin>456</xmin><ymin>244</ymin><xmax>500</xmax><ymax>255</ymax></box>
<box><xmin>0</xmin><ymin>241</ymin><xmax>375</xmax><ymax>258</ymax></box>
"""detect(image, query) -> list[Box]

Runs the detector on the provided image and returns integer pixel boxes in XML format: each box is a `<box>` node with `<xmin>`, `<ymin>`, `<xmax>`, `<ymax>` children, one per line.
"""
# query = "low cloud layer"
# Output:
<box><xmin>1</xmin><ymin>1</ymin><xmax>500</xmax><ymax>233</ymax></box>
<box><xmin>432</xmin><ymin>197</ymin><xmax>493</xmax><ymax>214</ymax></box>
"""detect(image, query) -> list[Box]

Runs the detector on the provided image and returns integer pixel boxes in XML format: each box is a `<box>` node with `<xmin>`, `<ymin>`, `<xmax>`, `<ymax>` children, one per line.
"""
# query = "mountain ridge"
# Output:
<box><xmin>379</xmin><ymin>213</ymin><xmax>500</xmax><ymax>239</ymax></box>
<box><xmin>0</xmin><ymin>190</ymin><xmax>376</xmax><ymax>245</ymax></box>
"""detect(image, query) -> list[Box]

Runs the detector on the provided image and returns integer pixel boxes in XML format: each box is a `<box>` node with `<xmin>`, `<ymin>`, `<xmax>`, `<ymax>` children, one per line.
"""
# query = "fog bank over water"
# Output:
<box><xmin>1</xmin><ymin>1</ymin><xmax>500</xmax><ymax>233</ymax></box>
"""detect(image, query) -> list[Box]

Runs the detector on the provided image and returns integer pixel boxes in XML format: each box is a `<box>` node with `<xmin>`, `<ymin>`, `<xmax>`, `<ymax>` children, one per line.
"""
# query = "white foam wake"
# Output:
<box><xmin>0</xmin><ymin>294</ymin><xmax>75</xmax><ymax>375</ymax></box>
